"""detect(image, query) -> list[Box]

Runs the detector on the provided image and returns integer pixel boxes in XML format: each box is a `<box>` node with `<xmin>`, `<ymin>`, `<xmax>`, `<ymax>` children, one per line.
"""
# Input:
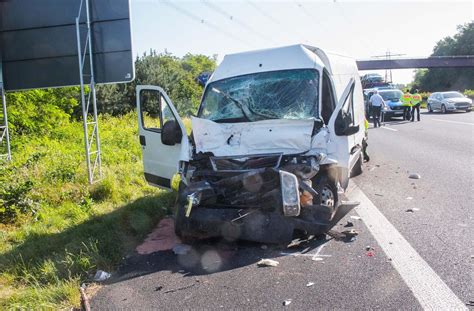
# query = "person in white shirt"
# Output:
<box><xmin>369</xmin><ymin>90</ymin><xmax>385</xmax><ymax>128</ymax></box>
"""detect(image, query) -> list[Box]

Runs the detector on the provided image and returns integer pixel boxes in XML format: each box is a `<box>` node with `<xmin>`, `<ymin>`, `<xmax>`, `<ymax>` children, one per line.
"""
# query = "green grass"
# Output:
<box><xmin>0</xmin><ymin>112</ymin><xmax>175</xmax><ymax>308</ymax></box>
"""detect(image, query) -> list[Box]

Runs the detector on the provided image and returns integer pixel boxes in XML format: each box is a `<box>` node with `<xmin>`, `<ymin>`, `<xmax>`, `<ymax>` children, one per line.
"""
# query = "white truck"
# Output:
<box><xmin>136</xmin><ymin>44</ymin><xmax>364</xmax><ymax>243</ymax></box>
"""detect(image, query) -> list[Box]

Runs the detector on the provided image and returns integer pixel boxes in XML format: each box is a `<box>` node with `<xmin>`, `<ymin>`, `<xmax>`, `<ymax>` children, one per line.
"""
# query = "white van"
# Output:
<box><xmin>136</xmin><ymin>44</ymin><xmax>364</xmax><ymax>243</ymax></box>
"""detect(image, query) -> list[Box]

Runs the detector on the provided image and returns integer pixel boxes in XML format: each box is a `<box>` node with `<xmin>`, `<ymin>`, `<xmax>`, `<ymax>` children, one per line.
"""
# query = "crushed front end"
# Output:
<box><xmin>175</xmin><ymin>152</ymin><xmax>350</xmax><ymax>244</ymax></box>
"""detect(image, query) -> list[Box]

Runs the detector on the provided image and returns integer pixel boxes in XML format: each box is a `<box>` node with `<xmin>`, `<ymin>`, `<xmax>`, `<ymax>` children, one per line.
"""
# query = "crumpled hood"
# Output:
<box><xmin>191</xmin><ymin>117</ymin><xmax>314</xmax><ymax>157</ymax></box>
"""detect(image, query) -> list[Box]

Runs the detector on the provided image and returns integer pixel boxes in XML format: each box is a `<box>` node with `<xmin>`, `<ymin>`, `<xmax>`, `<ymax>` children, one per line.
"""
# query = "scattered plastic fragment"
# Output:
<box><xmin>365</xmin><ymin>246</ymin><xmax>373</xmax><ymax>251</ymax></box>
<box><xmin>409</xmin><ymin>173</ymin><xmax>421</xmax><ymax>179</ymax></box>
<box><xmin>366</xmin><ymin>251</ymin><xmax>375</xmax><ymax>257</ymax></box>
<box><xmin>257</xmin><ymin>259</ymin><xmax>279</xmax><ymax>267</ymax></box>
<box><xmin>172</xmin><ymin>244</ymin><xmax>192</xmax><ymax>255</ymax></box>
<box><xmin>93</xmin><ymin>270</ymin><xmax>111</xmax><ymax>282</ymax></box>
<box><xmin>406</xmin><ymin>197</ymin><xmax>413</xmax><ymax>200</ymax></box>
<box><xmin>312</xmin><ymin>257</ymin><xmax>324</xmax><ymax>262</ymax></box>
<box><xmin>306</xmin><ymin>282</ymin><xmax>315</xmax><ymax>287</ymax></box>
<box><xmin>344</xmin><ymin>220</ymin><xmax>354</xmax><ymax>227</ymax></box>
<box><xmin>375</xmin><ymin>193</ymin><xmax>383</xmax><ymax>196</ymax></box>
<box><xmin>406</xmin><ymin>208</ymin><xmax>420</xmax><ymax>213</ymax></box>
<box><xmin>350</xmin><ymin>216</ymin><xmax>361</xmax><ymax>220</ymax></box>
<box><xmin>283</xmin><ymin>299</ymin><xmax>292</xmax><ymax>306</ymax></box>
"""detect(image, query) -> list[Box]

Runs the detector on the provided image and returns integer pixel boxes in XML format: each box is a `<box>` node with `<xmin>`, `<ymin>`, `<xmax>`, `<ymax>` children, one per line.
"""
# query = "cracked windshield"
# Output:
<box><xmin>0</xmin><ymin>0</ymin><xmax>472</xmax><ymax>309</ymax></box>
<box><xmin>199</xmin><ymin>69</ymin><xmax>319</xmax><ymax>122</ymax></box>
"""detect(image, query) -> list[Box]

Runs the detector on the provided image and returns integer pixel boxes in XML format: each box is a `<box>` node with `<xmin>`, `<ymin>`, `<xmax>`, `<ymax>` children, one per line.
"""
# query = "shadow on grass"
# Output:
<box><xmin>0</xmin><ymin>192</ymin><xmax>176</xmax><ymax>288</ymax></box>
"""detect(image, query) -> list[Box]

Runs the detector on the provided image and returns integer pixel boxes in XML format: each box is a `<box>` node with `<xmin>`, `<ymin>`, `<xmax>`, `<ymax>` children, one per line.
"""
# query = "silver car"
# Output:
<box><xmin>427</xmin><ymin>91</ymin><xmax>472</xmax><ymax>113</ymax></box>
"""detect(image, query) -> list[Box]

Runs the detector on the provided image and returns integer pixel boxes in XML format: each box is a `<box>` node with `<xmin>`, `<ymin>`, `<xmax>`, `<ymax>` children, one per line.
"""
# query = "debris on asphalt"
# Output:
<box><xmin>465</xmin><ymin>300</ymin><xmax>474</xmax><ymax>307</ymax></box>
<box><xmin>306</xmin><ymin>282</ymin><xmax>315</xmax><ymax>287</ymax></box>
<box><xmin>366</xmin><ymin>251</ymin><xmax>375</xmax><ymax>257</ymax></box>
<box><xmin>312</xmin><ymin>257</ymin><xmax>324</xmax><ymax>262</ymax></box>
<box><xmin>405</xmin><ymin>208</ymin><xmax>420</xmax><ymax>213</ymax></box>
<box><xmin>365</xmin><ymin>246</ymin><xmax>374</xmax><ymax>251</ymax></box>
<box><xmin>406</xmin><ymin>197</ymin><xmax>413</xmax><ymax>200</ymax></box>
<box><xmin>350</xmin><ymin>216</ymin><xmax>362</xmax><ymax>220</ymax></box>
<box><xmin>257</xmin><ymin>259</ymin><xmax>279</xmax><ymax>267</ymax></box>
<box><xmin>283</xmin><ymin>299</ymin><xmax>292</xmax><ymax>306</ymax></box>
<box><xmin>409</xmin><ymin>173</ymin><xmax>421</xmax><ymax>179</ymax></box>
<box><xmin>163</xmin><ymin>283</ymin><xmax>196</xmax><ymax>294</ymax></box>
<box><xmin>172</xmin><ymin>244</ymin><xmax>192</xmax><ymax>255</ymax></box>
<box><xmin>93</xmin><ymin>270</ymin><xmax>111</xmax><ymax>282</ymax></box>
<box><xmin>136</xmin><ymin>217</ymin><xmax>181</xmax><ymax>254</ymax></box>
<box><xmin>155</xmin><ymin>286</ymin><xmax>163</xmax><ymax>291</ymax></box>
<box><xmin>375</xmin><ymin>193</ymin><xmax>383</xmax><ymax>196</ymax></box>
<box><xmin>328</xmin><ymin>229</ymin><xmax>358</xmax><ymax>242</ymax></box>
<box><xmin>344</xmin><ymin>220</ymin><xmax>354</xmax><ymax>227</ymax></box>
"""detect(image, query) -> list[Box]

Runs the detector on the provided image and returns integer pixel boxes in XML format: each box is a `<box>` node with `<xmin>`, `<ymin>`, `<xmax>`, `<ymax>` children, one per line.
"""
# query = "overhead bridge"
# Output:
<box><xmin>356</xmin><ymin>55</ymin><xmax>474</xmax><ymax>70</ymax></box>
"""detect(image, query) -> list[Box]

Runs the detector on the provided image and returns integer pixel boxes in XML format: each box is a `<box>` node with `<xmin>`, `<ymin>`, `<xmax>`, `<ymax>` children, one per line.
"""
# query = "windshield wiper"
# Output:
<box><xmin>211</xmin><ymin>87</ymin><xmax>251</xmax><ymax>121</ymax></box>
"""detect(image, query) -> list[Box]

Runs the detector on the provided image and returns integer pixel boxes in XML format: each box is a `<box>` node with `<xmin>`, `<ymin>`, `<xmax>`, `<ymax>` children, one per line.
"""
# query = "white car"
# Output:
<box><xmin>427</xmin><ymin>91</ymin><xmax>472</xmax><ymax>113</ymax></box>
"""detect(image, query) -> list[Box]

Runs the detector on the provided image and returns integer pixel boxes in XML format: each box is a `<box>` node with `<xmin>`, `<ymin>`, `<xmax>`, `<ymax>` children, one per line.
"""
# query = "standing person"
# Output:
<box><xmin>369</xmin><ymin>89</ymin><xmax>384</xmax><ymax>128</ymax></box>
<box><xmin>411</xmin><ymin>89</ymin><xmax>422</xmax><ymax>122</ymax></box>
<box><xmin>401</xmin><ymin>89</ymin><xmax>412</xmax><ymax>120</ymax></box>
<box><xmin>362</xmin><ymin>118</ymin><xmax>370</xmax><ymax>162</ymax></box>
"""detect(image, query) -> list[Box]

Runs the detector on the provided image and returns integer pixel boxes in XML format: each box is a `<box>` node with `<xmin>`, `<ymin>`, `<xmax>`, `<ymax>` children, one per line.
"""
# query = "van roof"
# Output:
<box><xmin>208</xmin><ymin>44</ymin><xmax>359</xmax><ymax>101</ymax></box>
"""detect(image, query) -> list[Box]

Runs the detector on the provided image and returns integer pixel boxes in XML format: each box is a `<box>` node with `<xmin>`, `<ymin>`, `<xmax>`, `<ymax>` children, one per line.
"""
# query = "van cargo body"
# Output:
<box><xmin>136</xmin><ymin>45</ymin><xmax>364</xmax><ymax>243</ymax></box>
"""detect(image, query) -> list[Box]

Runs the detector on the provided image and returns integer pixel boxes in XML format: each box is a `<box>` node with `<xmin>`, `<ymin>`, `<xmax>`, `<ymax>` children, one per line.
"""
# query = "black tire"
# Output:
<box><xmin>441</xmin><ymin>104</ymin><xmax>447</xmax><ymax>114</ymax></box>
<box><xmin>311</xmin><ymin>173</ymin><xmax>339</xmax><ymax>222</ymax></box>
<box><xmin>427</xmin><ymin>104</ymin><xmax>433</xmax><ymax>113</ymax></box>
<box><xmin>350</xmin><ymin>154</ymin><xmax>363</xmax><ymax>178</ymax></box>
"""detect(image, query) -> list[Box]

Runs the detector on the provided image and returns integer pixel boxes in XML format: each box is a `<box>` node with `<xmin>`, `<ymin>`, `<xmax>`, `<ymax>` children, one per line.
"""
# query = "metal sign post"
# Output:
<box><xmin>76</xmin><ymin>0</ymin><xmax>102</xmax><ymax>184</ymax></box>
<box><xmin>0</xmin><ymin>60</ymin><xmax>12</xmax><ymax>162</ymax></box>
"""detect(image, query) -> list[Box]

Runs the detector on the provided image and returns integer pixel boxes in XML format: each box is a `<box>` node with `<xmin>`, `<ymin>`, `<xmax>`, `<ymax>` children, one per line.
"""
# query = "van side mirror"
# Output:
<box><xmin>343</xmin><ymin>125</ymin><xmax>359</xmax><ymax>136</ymax></box>
<box><xmin>162</xmin><ymin>120</ymin><xmax>182</xmax><ymax>145</ymax></box>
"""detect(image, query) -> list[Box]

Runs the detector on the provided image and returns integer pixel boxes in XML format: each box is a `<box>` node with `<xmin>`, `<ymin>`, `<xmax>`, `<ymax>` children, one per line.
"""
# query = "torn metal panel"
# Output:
<box><xmin>192</xmin><ymin>117</ymin><xmax>314</xmax><ymax>156</ymax></box>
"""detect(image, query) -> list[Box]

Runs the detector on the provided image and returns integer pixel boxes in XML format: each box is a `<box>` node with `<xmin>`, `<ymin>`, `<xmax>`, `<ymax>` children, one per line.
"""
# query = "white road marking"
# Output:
<box><xmin>431</xmin><ymin>118</ymin><xmax>474</xmax><ymax>126</ymax></box>
<box><xmin>348</xmin><ymin>183</ymin><xmax>467</xmax><ymax>310</ymax></box>
<box><xmin>380</xmin><ymin>126</ymin><xmax>398</xmax><ymax>132</ymax></box>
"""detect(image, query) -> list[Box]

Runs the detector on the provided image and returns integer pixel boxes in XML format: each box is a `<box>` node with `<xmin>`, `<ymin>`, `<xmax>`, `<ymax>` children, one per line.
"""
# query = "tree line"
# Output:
<box><xmin>412</xmin><ymin>22</ymin><xmax>474</xmax><ymax>92</ymax></box>
<box><xmin>4</xmin><ymin>51</ymin><xmax>217</xmax><ymax>136</ymax></box>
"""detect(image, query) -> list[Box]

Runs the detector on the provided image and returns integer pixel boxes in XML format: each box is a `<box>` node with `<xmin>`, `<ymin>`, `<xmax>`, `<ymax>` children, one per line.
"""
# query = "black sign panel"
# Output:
<box><xmin>0</xmin><ymin>0</ymin><xmax>134</xmax><ymax>91</ymax></box>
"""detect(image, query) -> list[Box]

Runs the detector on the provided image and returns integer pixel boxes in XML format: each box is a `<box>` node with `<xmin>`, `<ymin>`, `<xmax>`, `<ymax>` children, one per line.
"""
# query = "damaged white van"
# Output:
<box><xmin>137</xmin><ymin>44</ymin><xmax>364</xmax><ymax>243</ymax></box>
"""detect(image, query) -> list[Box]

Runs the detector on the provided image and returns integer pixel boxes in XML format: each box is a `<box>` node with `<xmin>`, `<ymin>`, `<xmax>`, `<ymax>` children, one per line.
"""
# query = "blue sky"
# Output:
<box><xmin>131</xmin><ymin>0</ymin><xmax>473</xmax><ymax>84</ymax></box>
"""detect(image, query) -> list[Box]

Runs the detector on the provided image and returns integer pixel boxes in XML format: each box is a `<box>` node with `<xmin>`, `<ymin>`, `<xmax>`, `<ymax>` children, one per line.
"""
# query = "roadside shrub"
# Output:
<box><xmin>89</xmin><ymin>179</ymin><xmax>115</xmax><ymax>202</ymax></box>
<box><xmin>0</xmin><ymin>180</ymin><xmax>38</xmax><ymax>223</ymax></box>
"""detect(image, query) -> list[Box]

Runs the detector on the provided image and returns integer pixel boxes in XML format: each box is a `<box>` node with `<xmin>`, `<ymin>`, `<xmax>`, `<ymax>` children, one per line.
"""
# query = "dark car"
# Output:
<box><xmin>379</xmin><ymin>89</ymin><xmax>405</xmax><ymax>119</ymax></box>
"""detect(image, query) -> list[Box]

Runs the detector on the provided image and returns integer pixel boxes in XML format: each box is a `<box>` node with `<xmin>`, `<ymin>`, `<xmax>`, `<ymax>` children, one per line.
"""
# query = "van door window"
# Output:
<box><xmin>140</xmin><ymin>90</ymin><xmax>175</xmax><ymax>132</ymax></box>
<box><xmin>321</xmin><ymin>71</ymin><xmax>336</xmax><ymax>124</ymax></box>
<box><xmin>335</xmin><ymin>84</ymin><xmax>355</xmax><ymax>135</ymax></box>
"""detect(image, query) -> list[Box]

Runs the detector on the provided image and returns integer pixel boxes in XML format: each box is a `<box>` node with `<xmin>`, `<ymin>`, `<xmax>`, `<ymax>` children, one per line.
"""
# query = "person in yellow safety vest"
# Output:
<box><xmin>362</xmin><ymin>119</ymin><xmax>370</xmax><ymax>162</ymax></box>
<box><xmin>411</xmin><ymin>89</ymin><xmax>422</xmax><ymax>122</ymax></box>
<box><xmin>401</xmin><ymin>89</ymin><xmax>412</xmax><ymax>121</ymax></box>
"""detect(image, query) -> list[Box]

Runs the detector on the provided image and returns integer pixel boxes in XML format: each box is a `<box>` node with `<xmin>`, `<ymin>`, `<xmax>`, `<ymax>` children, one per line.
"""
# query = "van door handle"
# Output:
<box><xmin>139</xmin><ymin>135</ymin><xmax>146</xmax><ymax>146</ymax></box>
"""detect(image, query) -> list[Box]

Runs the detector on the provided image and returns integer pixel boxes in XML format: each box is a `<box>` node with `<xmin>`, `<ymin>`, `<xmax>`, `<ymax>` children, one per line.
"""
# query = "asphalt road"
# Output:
<box><xmin>92</xmin><ymin>109</ymin><xmax>473</xmax><ymax>310</ymax></box>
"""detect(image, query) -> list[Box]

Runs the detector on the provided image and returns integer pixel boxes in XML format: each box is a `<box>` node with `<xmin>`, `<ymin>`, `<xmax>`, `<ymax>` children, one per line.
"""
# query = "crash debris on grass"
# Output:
<box><xmin>93</xmin><ymin>270</ymin><xmax>111</xmax><ymax>282</ymax></box>
<box><xmin>257</xmin><ymin>259</ymin><xmax>279</xmax><ymax>267</ymax></box>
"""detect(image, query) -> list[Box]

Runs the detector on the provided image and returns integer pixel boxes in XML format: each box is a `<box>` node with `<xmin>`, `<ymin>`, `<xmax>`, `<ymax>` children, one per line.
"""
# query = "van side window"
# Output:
<box><xmin>140</xmin><ymin>90</ymin><xmax>176</xmax><ymax>132</ymax></box>
<box><xmin>321</xmin><ymin>71</ymin><xmax>336</xmax><ymax>124</ymax></box>
<box><xmin>335</xmin><ymin>83</ymin><xmax>355</xmax><ymax>136</ymax></box>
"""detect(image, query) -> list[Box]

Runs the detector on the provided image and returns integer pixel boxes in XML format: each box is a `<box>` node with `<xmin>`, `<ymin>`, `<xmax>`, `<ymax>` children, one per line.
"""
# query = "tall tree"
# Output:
<box><xmin>412</xmin><ymin>22</ymin><xmax>474</xmax><ymax>91</ymax></box>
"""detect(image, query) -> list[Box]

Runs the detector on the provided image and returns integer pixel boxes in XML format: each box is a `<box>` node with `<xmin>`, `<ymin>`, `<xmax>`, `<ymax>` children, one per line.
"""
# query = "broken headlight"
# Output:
<box><xmin>279</xmin><ymin>170</ymin><xmax>300</xmax><ymax>217</ymax></box>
